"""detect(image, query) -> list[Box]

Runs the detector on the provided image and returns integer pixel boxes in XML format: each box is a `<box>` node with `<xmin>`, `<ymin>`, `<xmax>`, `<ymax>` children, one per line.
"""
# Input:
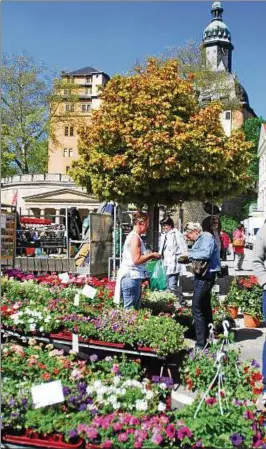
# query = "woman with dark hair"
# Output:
<box><xmin>189</xmin><ymin>216</ymin><xmax>221</xmax><ymax>349</ymax></box>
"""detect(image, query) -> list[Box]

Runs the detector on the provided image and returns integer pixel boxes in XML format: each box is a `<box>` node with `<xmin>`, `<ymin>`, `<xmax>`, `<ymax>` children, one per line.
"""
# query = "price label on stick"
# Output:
<box><xmin>58</xmin><ymin>272</ymin><xmax>70</xmax><ymax>284</ymax></box>
<box><xmin>72</xmin><ymin>333</ymin><xmax>79</xmax><ymax>353</ymax></box>
<box><xmin>31</xmin><ymin>380</ymin><xmax>64</xmax><ymax>409</ymax></box>
<box><xmin>74</xmin><ymin>293</ymin><xmax>80</xmax><ymax>306</ymax></box>
<box><xmin>81</xmin><ymin>284</ymin><xmax>97</xmax><ymax>299</ymax></box>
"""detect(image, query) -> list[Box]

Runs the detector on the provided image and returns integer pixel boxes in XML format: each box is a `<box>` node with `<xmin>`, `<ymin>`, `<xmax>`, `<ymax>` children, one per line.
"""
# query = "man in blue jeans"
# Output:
<box><xmin>253</xmin><ymin>223</ymin><xmax>266</xmax><ymax>403</ymax></box>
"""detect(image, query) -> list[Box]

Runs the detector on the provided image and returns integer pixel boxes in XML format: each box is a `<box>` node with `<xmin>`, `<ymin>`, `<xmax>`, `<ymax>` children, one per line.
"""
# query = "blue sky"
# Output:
<box><xmin>2</xmin><ymin>1</ymin><xmax>266</xmax><ymax>117</ymax></box>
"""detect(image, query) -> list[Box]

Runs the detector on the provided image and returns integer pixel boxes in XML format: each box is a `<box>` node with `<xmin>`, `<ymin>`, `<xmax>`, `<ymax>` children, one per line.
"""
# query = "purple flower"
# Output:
<box><xmin>195</xmin><ymin>441</ymin><xmax>202</xmax><ymax>447</ymax></box>
<box><xmin>230</xmin><ymin>433</ymin><xmax>244</xmax><ymax>447</ymax></box>
<box><xmin>63</xmin><ymin>386</ymin><xmax>70</xmax><ymax>396</ymax></box>
<box><xmin>105</xmin><ymin>356</ymin><xmax>113</xmax><ymax>362</ymax></box>
<box><xmin>251</xmin><ymin>359</ymin><xmax>260</xmax><ymax>368</ymax></box>
<box><xmin>8</xmin><ymin>399</ymin><xmax>16</xmax><ymax>407</ymax></box>
<box><xmin>111</xmin><ymin>364</ymin><xmax>120</xmax><ymax>375</ymax></box>
<box><xmin>79</xmin><ymin>404</ymin><xmax>87</xmax><ymax>411</ymax></box>
<box><xmin>177</xmin><ymin>426</ymin><xmax>192</xmax><ymax>440</ymax></box>
<box><xmin>69</xmin><ymin>429</ymin><xmax>78</xmax><ymax>439</ymax></box>
<box><xmin>77</xmin><ymin>382</ymin><xmax>87</xmax><ymax>394</ymax></box>
<box><xmin>21</xmin><ymin>398</ymin><xmax>27</xmax><ymax>406</ymax></box>
<box><xmin>91</xmin><ymin>408</ymin><xmax>98</xmax><ymax>416</ymax></box>
<box><xmin>90</xmin><ymin>354</ymin><xmax>98</xmax><ymax>362</ymax></box>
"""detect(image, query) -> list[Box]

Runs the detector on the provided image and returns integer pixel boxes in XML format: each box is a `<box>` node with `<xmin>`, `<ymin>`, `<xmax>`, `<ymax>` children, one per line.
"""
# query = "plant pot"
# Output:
<box><xmin>227</xmin><ymin>305</ymin><xmax>239</xmax><ymax>319</ymax></box>
<box><xmin>88</xmin><ymin>339</ymin><xmax>125</xmax><ymax>349</ymax></box>
<box><xmin>50</xmin><ymin>331</ymin><xmax>72</xmax><ymax>341</ymax></box>
<box><xmin>243</xmin><ymin>313</ymin><xmax>261</xmax><ymax>328</ymax></box>
<box><xmin>137</xmin><ymin>345</ymin><xmax>155</xmax><ymax>353</ymax></box>
<box><xmin>2</xmin><ymin>429</ymin><xmax>83</xmax><ymax>449</ymax></box>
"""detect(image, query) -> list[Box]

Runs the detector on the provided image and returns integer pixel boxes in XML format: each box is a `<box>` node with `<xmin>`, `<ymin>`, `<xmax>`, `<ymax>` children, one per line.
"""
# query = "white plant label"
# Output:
<box><xmin>31</xmin><ymin>380</ymin><xmax>64</xmax><ymax>409</ymax></box>
<box><xmin>72</xmin><ymin>333</ymin><xmax>79</xmax><ymax>353</ymax></box>
<box><xmin>212</xmin><ymin>284</ymin><xmax>220</xmax><ymax>293</ymax></box>
<box><xmin>81</xmin><ymin>284</ymin><xmax>97</xmax><ymax>299</ymax></box>
<box><xmin>58</xmin><ymin>272</ymin><xmax>70</xmax><ymax>284</ymax></box>
<box><xmin>74</xmin><ymin>293</ymin><xmax>80</xmax><ymax>306</ymax></box>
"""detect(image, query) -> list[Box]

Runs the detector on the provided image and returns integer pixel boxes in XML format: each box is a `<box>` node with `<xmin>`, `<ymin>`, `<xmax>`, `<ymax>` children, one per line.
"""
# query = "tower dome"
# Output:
<box><xmin>203</xmin><ymin>2</ymin><xmax>231</xmax><ymax>43</ymax></box>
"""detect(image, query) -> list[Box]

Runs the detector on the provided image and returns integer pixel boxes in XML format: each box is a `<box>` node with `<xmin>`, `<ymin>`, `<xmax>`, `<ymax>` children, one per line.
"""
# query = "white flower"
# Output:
<box><xmin>159</xmin><ymin>383</ymin><xmax>167</xmax><ymax>390</ymax></box>
<box><xmin>86</xmin><ymin>386</ymin><xmax>94</xmax><ymax>395</ymax></box>
<box><xmin>93</xmin><ymin>380</ymin><xmax>102</xmax><ymax>389</ymax></box>
<box><xmin>28</xmin><ymin>318</ymin><xmax>35</xmax><ymax>324</ymax></box>
<box><xmin>135</xmin><ymin>400</ymin><xmax>148</xmax><ymax>411</ymax></box>
<box><xmin>112</xmin><ymin>401</ymin><xmax>120</xmax><ymax>410</ymax></box>
<box><xmin>146</xmin><ymin>390</ymin><xmax>154</xmax><ymax>400</ymax></box>
<box><xmin>44</xmin><ymin>316</ymin><xmax>51</xmax><ymax>323</ymax></box>
<box><xmin>157</xmin><ymin>402</ymin><xmax>166</xmax><ymax>411</ymax></box>
<box><xmin>108</xmin><ymin>394</ymin><xmax>118</xmax><ymax>404</ymax></box>
<box><xmin>39</xmin><ymin>327</ymin><xmax>44</xmax><ymax>332</ymax></box>
<box><xmin>29</xmin><ymin>323</ymin><xmax>36</xmax><ymax>331</ymax></box>
<box><xmin>113</xmin><ymin>376</ymin><xmax>121</xmax><ymax>386</ymax></box>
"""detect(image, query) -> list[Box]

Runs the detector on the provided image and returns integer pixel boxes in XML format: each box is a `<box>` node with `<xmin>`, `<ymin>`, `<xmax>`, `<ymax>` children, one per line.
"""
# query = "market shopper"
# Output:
<box><xmin>253</xmin><ymin>223</ymin><xmax>266</xmax><ymax>403</ymax></box>
<box><xmin>159</xmin><ymin>217</ymin><xmax>188</xmax><ymax>306</ymax></box>
<box><xmin>233</xmin><ymin>224</ymin><xmax>245</xmax><ymax>271</ymax></box>
<box><xmin>220</xmin><ymin>230</ymin><xmax>231</xmax><ymax>261</ymax></box>
<box><xmin>190</xmin><ymin>216</ymin><xmax>221</xmax><ymax>350</ymax></box>
<box><xmin>115</xmin><ymin>211</ymin><xmax>161</xmax><ymax>310</ymax></box>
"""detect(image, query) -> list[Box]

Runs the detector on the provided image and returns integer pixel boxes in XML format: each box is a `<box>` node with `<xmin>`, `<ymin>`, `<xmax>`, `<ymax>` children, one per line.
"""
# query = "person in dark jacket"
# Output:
<box><xmin>190</xmin><ymin>216</ymin><xmax>221</xmax><ymax>350</ymax></box>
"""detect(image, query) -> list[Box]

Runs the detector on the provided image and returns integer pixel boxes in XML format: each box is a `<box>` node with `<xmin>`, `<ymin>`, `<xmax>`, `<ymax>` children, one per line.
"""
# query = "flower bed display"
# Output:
<box><xmin>2</xmin><ymin>430</ymin><xmax>83</xmax><ymax>449</ymax></box>
<box><xmin>1</xmin><ymin>277</ymin><xmax>186</xmax><ymax>356</ymax></box>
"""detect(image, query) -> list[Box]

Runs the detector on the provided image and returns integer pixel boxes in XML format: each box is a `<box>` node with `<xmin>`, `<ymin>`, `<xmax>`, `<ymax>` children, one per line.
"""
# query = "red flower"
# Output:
<box><xmin>195</xmin><ymin>367</ymin><xmax>201</xmax><ymax>376</ymax></box>
<box><xmin>42</xmin><ymin>372</ymin><xmax>51</xmax><ymax>381</ymax></box>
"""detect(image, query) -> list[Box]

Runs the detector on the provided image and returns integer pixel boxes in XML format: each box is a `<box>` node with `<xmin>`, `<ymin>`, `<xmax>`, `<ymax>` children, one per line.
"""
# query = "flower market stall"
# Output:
<box><xmin>1</xmin><ymin>270</ymin><xmax>266</xmax><ymax>448</ymax></box>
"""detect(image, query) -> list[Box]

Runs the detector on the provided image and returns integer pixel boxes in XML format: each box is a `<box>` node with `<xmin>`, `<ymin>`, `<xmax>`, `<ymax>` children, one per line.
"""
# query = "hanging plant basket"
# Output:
<box><xmin>243</xmin><ymin>313</ymin><xmax>261</xmax><ymax>328</ymax></box>
<box><xmin>227</xmin><ymin>305</ymin><xmax>239</xmax><ymax>319</ymax></box>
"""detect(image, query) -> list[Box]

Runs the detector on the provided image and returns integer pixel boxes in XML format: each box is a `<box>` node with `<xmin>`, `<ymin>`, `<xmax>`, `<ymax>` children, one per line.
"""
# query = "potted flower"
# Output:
<box><xmin>240</xmin><ymin>286</ymin><xmax>263</xmax><ymax>328</ymax></box>
<box><xmin>225</xmin><ymin>281</ymin><xmax>242</xmax><ymax>319</ymax></box>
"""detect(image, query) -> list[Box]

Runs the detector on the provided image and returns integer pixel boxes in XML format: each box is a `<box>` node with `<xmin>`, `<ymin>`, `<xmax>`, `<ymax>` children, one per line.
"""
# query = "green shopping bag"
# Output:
<box><xmin>150</xmin><ymin>260</ymin><xmax>167</xmax><ymax>291</ymax></box>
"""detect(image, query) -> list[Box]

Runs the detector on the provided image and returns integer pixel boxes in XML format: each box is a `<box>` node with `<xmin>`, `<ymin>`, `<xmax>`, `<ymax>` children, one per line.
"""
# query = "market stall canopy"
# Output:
<box><xmin>20</xmin><ymin>217</ymin><xmax>52</xmax><ymax>225</ymax></box>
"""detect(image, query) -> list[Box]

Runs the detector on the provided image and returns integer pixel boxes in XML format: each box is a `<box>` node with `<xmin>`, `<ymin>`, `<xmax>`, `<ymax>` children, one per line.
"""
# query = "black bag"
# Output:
<box><xmin>191</xmin><ymin>259</ymin><xmax>209</xmax><ymax>277</ymax></box>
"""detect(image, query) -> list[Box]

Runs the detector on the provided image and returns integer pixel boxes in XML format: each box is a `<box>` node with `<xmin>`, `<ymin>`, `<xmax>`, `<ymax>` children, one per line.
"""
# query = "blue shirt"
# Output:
<box><xmin>189</xmin><ymin>232</ymin><xmax>221</xmax><ymax>273</ymax></box>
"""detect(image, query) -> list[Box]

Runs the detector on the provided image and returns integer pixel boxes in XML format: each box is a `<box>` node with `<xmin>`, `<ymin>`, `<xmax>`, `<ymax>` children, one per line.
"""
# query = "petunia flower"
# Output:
<box><xmin>177</xmin><ymin>426</ymin><xmax>192</xmax><ymax>440</ymax></box>
<box><xmin>230</xmin><ymin>433</ymin><xmax>244</xmax><ymax>447</ymax></box>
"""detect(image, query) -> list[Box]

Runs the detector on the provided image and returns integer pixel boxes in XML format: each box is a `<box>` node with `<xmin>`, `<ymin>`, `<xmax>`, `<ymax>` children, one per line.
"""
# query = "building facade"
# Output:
<box><xmin>258</xmin><ymin>124</ymin><xmax>266</xmax><ymax>213</ymax></box>
<box><xmin>48</xmin><ymin>67</ymin><xmax>109</xmax><ymax>174</ymax></box>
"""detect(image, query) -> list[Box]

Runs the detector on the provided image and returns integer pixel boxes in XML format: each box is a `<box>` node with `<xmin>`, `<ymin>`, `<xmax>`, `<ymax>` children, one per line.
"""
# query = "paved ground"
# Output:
<box><xmin>222</xmin><ymin>244</ymin><xmax>254</xmax><ymax>276</ymax></box>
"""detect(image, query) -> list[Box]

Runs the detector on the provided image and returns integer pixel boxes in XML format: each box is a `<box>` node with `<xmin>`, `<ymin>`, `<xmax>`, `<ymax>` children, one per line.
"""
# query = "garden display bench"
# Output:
<box><xmin>1</xmin><ymin>328</ymin><xmax>181</xmax><ymax>377</ymax></box>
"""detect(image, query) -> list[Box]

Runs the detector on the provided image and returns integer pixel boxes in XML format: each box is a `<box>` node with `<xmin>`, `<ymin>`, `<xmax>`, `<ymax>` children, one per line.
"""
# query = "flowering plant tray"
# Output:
<box><xmin>137</xmin><ymin>345</ymin><xmax>155</xmax><ymax>353</ymax></box>
<box><xmin>50</xmin><ymin>331</ymin><xmax>72</xmax><ymax>341</ymax></box>
<box><xmin>2</xmin><ymin>430</ymin><xmax>83</xmax><ymax>449</ymax></box>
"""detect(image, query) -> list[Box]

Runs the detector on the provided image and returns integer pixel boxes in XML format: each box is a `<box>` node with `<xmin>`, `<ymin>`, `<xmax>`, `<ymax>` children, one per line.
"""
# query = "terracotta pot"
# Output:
<box><xmin>227</xmin><ymin>305</ymin><xmax>239</xmax><ymax>319</ymax></box>
<box><xmin>243</xmin><ymin>313</ymin><xmax>261</xmax><ymax>328</ymax></box>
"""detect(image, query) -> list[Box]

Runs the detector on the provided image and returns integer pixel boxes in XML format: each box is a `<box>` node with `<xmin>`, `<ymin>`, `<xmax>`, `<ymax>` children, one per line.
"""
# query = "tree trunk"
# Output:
<box><xmin>147</xmin><ymin>203</ymin><xmax>160</xmax><ymax>251</ymax></box>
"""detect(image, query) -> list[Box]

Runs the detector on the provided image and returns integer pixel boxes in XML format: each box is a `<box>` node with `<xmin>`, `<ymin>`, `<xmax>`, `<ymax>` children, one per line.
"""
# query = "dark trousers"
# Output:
<box><xmin>192</xmin><ymin>274</ymin><xmax>215</xmax><ymax>348</ymax></box>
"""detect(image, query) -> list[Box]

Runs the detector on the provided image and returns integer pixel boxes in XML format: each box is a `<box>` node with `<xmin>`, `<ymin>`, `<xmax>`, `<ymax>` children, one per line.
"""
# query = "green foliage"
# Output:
<box><xmin>243</xmin><ymin>117</ymin><xmax>266</xmax><ymax>184</ymax></box>
<box><xmin>220</xmin><ymin>215</ymin><xmax>238</xmax><ymax>238</ymax></box>
<box><xmin>71</xmin><ymin>57</ymin><xmax>252</xmax><ymax>206</ymax></box>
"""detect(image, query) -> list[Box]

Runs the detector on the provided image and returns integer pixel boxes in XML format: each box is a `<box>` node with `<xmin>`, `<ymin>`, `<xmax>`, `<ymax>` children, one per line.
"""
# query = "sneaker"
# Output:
<box><xmin>179</xmin><ymin>301</ymin><xmax>188</xmax><ymax>307</ymax></box>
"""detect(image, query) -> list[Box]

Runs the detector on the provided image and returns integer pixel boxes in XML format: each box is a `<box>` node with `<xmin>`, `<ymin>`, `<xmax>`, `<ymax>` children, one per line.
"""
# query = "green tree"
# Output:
<box><xmin>71</xmin><ymin>57</ymin><xmax>252</xmax><ymax>205</ymax></box>
<box><xmin>220</xmin><ymin>215</ymin><xmax>238</xmax><ymax>238</ymax></box>
<box><xmin>1</xmin><ymin>53</ymin><xmax>80</xmax><ymax>174</ymax></box>
<box><xmin>242</xmin><ymin>117</ymin><xmax>265</xmax><ymax>184</ymax></box>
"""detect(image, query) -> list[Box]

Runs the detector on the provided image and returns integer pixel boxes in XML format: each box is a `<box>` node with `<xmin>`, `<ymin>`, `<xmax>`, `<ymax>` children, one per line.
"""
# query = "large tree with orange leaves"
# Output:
<box><xmin>71</xmin><ymin>57</ymin><xmax>252</xmax><ymax>207</ymax></box>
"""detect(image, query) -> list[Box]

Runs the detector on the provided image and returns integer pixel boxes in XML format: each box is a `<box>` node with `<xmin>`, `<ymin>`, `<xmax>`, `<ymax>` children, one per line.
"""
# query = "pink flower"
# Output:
<box><xmin>134</xmin><ymin>430</ymin><xmax>147</xmax><ymax>440</ymax></box>
<box><xmin>166</xmin><ymin>424</ymin><xmax>176</xmax><ymax>439</ymax></box>
<box><xmin>102</xmin><ymin>440</ymin><xmax>113</xmax><ymax>449</ymax></box>
<box><xmin>134</xmin><ymin>440</ymin><xmax>143</xmax><ymax>449</ymax></box>
<box><xmin>113</xmin><ymin>422</ymin><xmax>122</xmax><ymax>432</ymax></box>
<box><xmin>205</xmin><ymin>397</ymin><xmax>217</xmax><ymax>405</ymax></box>
<box><xmin>118</xmin><ymin>433</ymin><xmax>128</xmax><ymax>443</ymax></box>
<box><xmin>177</xmin><ymin>426</ymin><xmax>192</xmax><ymax>441</ymax></box>
<box><xmin>151</xmin><ymin>433</ymin><xmax>163</xmax><ymax>445</ymax></box>
<box><xmin>243</xmin><ymin>410</ymin><xmax>254</xmax><ymax>420</ymax></box>
<box><xmin>129</xmin><ymin>416</ymin><xmax>140</xmax><ymax>426</ymax></box>
<box><xmin>85</xmin><ymin>427</ymin><xmax>98</xmax><ymax>440</ymax></box>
